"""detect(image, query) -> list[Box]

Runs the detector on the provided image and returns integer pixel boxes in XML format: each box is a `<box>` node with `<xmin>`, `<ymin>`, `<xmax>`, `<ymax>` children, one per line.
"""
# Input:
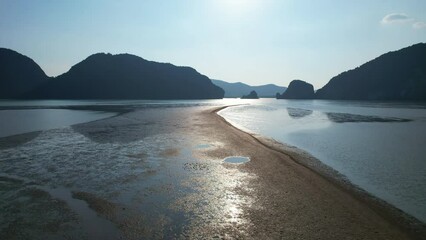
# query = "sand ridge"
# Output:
<box><xmin>200</xmin><ymin>106</ymin><xmax>424</xmax><ymax>239</ymax></box>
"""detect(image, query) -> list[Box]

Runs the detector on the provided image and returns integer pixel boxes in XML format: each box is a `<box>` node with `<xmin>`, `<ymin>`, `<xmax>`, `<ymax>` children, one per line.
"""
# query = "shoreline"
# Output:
<box><xmin>212</xmin><ymin>105</ymin><xmax>426</xmax><ymax>239</ymax></box>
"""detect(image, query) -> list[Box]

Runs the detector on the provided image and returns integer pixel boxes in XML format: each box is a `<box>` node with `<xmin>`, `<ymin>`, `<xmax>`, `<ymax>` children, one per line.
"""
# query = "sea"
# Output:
<box><xmin>0</xmin><ymin>99</ymin><xmax>425</xmax><ymax>224</ymax></box>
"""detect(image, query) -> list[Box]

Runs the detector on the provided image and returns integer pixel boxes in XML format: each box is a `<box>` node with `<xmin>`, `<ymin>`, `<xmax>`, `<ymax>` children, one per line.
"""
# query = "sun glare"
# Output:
<box><xmin>216</xmin><ymin>0</ymin><xmax>260</xmax><ymax>15</ymax></box>
<box><xmin>224</xmin><ymin>0</ymin><xmax>248</xmax><ymax>7</ymax></box>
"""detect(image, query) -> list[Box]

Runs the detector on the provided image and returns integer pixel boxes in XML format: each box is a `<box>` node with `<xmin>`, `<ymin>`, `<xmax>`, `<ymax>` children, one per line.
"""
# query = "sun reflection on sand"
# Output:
<box><xmin>0</xmin><ymin>106</ymin><xmax>261</xmax><ymax>238</ymax></box>
<box><xmin>180</xmin><ymin>142</ymin><xmax>256</xmax><ymax>237</ymax></box>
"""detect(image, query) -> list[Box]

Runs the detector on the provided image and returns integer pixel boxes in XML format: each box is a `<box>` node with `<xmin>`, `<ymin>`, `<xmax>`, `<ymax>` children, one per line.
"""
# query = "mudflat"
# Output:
<box><xmin>0</xmin><ymin>105</ymin><xmax>424</xmax><ymax>239</ymax></box>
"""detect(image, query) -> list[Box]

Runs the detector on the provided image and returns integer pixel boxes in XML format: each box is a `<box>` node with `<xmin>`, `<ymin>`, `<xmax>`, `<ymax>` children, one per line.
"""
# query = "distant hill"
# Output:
<box><xmin>277</xmin><ymin>80</ymin><xmax>314</xmax><ymax>99</ymax></box>
<box><xmin>316</xmin><ymin>43</ymin><xmax>426</xmax><ymax>100</ymax></box>
<box><xmin>0</xmin><ymin>48</ymin><xmax>49</xmax><ymax>99</ymax></box>
<box><xmin>211</xmin><ymin>79</ymin><xmax>286</xmax><ymax>98</ymax></box>
<box><xmin>27</xmin><ymin>53</ymin><xmax>224</xmax><ymax>99</ymax></box>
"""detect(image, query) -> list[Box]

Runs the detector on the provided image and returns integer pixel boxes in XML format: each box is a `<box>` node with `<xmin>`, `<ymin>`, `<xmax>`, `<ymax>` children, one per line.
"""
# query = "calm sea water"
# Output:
<box><xmin>219</xmin><ymin>99</ymin><xmax>426</xmax><ymax>223</ymax></box>
<box><xmin>0</xmin><ymin>99</ymin><xmax>228</xmax><ymax>138</ymax></box>
<box><xmin>0</xmin><ymin>109</ymin><xmax>117</xmax><ymax>138</ymax></box>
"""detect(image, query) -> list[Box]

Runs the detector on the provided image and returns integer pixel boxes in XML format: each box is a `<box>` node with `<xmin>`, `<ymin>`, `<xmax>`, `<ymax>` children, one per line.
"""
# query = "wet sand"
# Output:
<box><xmin>0</xmin><ymin>104</ymin><xmax>425</xmax><ymax>239</ymax></box>
<box><xmin>203</xmin><ymin>106</ymin><xmax>425</xmax><ymax>239</ymax></box>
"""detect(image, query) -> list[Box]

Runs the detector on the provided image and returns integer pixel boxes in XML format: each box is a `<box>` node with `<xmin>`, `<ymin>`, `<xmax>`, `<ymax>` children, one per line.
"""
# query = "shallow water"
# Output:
<box><xmin>219</xmin><ymin>99</ymin><xmax>426</xmax><ymax>223</ymax></box>
<box><xmin>224</xmin><ymin>156</ymin><xmax>250</xmax><ymax>164</ymax></box>
<box><xmin>0</xmin><ymin>109</ymin><xmax>116</xmax><ymax>138</ymax></box>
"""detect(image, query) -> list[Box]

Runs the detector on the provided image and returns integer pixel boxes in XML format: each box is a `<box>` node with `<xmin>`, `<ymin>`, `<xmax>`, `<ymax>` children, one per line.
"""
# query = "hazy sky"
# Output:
<box><xmin>1</xmin><ymin>0</ymin><xmax>425</xmax><ymax>89</ymax></box>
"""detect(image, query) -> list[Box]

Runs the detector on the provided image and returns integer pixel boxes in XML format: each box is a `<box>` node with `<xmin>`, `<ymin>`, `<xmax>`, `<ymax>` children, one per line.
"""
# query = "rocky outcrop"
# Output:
<box><xmin>276</xmin><ymin>80</ymin><xmax>314</xmax><ymax>99</ymax></box>
<box><xmin>241</xmin><ymin>90</ymin><xmax>259</xmax><ymax>99</ymax></box>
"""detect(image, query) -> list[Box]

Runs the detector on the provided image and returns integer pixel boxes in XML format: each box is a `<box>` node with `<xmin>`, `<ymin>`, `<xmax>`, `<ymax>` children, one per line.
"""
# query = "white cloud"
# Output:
<box><xmin>381</xmin><ymin>13</ymin><xmax>426</xmax><ymax>30</ymax></box>
<box><xmin>381</xmin><ymin>13</ymin><xmax>413</xmax><ymax>24</ymax></box>
<box><xmin>413</xmin><ymin>21</ymin><xmax>426</xmax><ymax>29</ymax></box>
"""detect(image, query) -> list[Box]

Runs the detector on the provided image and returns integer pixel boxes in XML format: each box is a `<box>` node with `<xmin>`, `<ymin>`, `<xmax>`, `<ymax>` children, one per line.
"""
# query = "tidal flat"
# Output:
<box><xmin>0</xmin><ymin>103</ymin><xmax>424</xmax><ymax>239</ymax></box>
<box><xmin>0</xmin><ymin>105</ymin><xmax>256</xmax><ymax>239</ymax></box>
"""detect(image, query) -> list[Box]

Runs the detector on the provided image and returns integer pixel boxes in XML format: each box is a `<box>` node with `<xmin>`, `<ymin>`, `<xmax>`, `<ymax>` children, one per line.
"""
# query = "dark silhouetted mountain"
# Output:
<box><xmin>28</xmin><ymin>53</ymin><xmax>224</xmax><ymax>99</ymax></box>
<box><xmin>316</xmin><ymin>43</ymin><xmax>426</xmax><ymax>100</ymax></box>
<box><xmin>211</xmin><ymin>79</ymin><xmax>286</xmax><ymax>98</ymax></box>
<box><xmin>277</xmin><ymin>80</ymin><xmax>314</xmax><ymax>99</ymax></box>
<box><xmin>0</xmin><ymin>48</ymin><xmax>49</xmax><ymax>99</ymax></box>
<box><xmin>241</xmin><ymin>90</ymin><xmax>259</xmax><ymax>99</ymax></box>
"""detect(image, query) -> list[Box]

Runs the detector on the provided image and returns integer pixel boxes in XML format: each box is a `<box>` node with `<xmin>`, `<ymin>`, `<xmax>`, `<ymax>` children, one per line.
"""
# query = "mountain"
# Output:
<box><xmin>211</xmin><ymin>79</ymin><xmax>286</xmax><ymax>98</ymax></box>
<box><xmin>241</xmin><ymin>90</ymin><xmax>259</xmax><ymax>99</ymax></box>
<box><xmin>277</xmin><ymin>80</ymin><xmax>314</xmax><ymax>99</ymax></box>
<box><xmin>316</xmin><ymin>43</ymin><xmax>426</xmax><ymax>100</ymax></box>
<box><xmin>28</xmin><ymin>53</ymin><xmax>224</xmax><ymax>99</ymax></box>
<box><xmin>0</xmin><ymin>48</ymin><xmax>49</xmax><ymax>99</ymax></box>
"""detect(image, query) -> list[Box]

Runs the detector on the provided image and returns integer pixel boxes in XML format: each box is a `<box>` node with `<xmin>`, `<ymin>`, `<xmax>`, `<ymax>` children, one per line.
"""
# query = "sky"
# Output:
<box><xmin>0</xmin><ymin>0</ymin><xmax>425</xmax><ymax>89</ymax></box>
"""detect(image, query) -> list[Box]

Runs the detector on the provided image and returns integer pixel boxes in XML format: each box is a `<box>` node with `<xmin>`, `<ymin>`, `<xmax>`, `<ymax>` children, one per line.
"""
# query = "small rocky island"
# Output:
<box><xmin>276</xmin><ymin>80</ymin><xmax>314</xmax><ymax>99</ymax></box>
<box><xmin>241</xmin><ymin>90</ymin><xmax>259</xmax><ymax>99</ymax></box>
<box><xmin>211</xmin><ymin>79</ymin><xmax>286</xmax><ymax>98</ymax></box>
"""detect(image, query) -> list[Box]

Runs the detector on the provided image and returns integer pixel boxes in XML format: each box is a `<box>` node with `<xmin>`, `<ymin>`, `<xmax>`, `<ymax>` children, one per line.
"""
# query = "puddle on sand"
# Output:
<box><xmin>223</xmin><ymin>156</ymin><xmax>250</xmax><ymax>164</ymax></box>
